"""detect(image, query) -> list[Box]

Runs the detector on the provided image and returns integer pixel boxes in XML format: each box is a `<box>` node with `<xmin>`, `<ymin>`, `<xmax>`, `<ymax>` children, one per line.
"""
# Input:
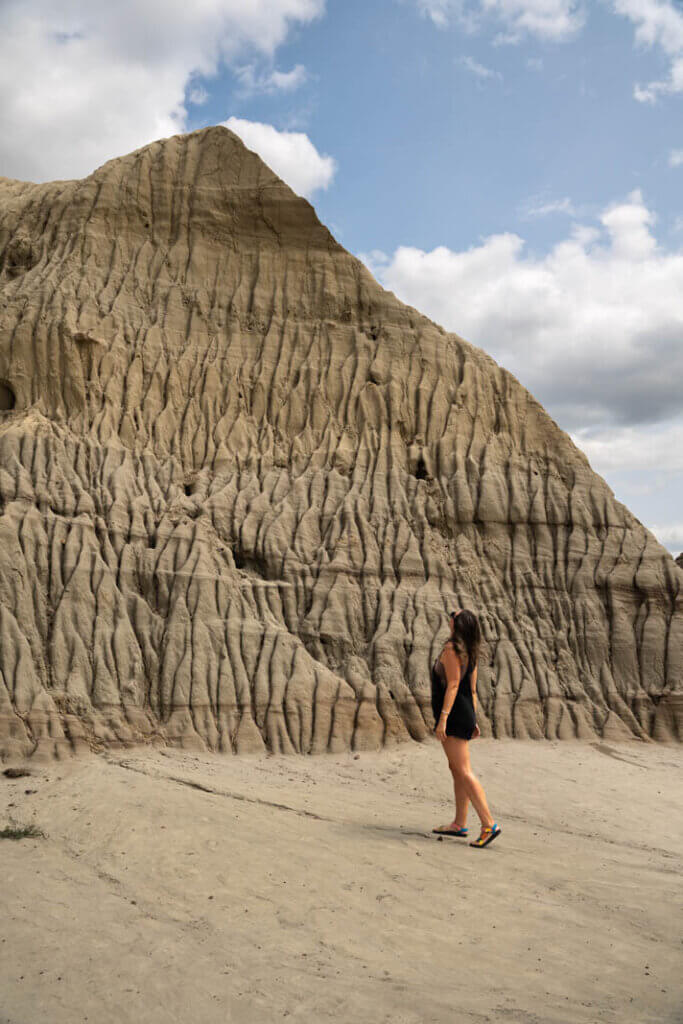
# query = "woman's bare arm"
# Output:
<box><xmin>439</xmin><ymin>645</ymin><xmax>461</xmax><ymax>719</ymax></box>
<box><xmin>471</xmin><ymin>664</ymin><xmax>478</xmax><ymax>715</ymax></box>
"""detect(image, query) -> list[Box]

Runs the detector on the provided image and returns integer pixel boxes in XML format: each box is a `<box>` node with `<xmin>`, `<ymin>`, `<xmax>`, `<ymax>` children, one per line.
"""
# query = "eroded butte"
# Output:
<box><xmin>0</xmin><ymin>126</ymin><xmax>680</xmax><ymax>759</ymax></box>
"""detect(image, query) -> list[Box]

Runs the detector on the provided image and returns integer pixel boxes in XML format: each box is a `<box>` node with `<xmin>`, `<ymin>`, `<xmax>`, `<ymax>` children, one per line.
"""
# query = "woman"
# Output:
<box><xmin>431</xmin><ymin>609</ymin><xmax>501</xmax><ymax>848</ymax></box>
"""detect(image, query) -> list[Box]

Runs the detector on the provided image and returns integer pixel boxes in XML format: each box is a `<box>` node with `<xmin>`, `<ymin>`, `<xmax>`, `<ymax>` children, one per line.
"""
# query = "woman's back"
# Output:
<box><xmin>432</xmin><ymin>642</ymin><xmax>470</xmax><ymax>686</ymax></box>
<box><xmin>430</xmin><ymin>642</ymin><xmax>476</xmax><ymax>739</ymax></box>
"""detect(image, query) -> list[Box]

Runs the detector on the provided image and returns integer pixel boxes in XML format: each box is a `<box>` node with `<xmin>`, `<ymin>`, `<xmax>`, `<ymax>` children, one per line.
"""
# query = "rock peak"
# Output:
<box><xmin>0</xmin><ymin>130</ymin><xmax>680</xmax><ymax>758</ymax></box>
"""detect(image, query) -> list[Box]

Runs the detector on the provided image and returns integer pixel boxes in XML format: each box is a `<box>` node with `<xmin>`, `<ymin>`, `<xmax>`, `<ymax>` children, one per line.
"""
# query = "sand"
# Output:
<box><xmin>1</xmin><ymin>738</ymin><xmax>681</xmax><ymax>1023</ymax></box>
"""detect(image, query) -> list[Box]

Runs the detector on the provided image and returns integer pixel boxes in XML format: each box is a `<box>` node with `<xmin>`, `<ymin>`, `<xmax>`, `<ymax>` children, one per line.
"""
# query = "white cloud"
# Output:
<box><xmin>521</xmin><ymin>195</ymin><xmax>576</xmax><ymax>217</ymax></box>
<box><xmin>362</xmin><ymin>190</ymin><xmax>683</xmax><ymax>435</ymax></box>
<box><xmin>269</xmin><ymin>65</ymin><xmax>309</xmax><ymax>91</ymax></box>
<box><xmin>414</xmin><ymin>0</ymin><xmax>584</xmax><ymax>41</ymax></box>
<box><xmin>647</xmin><ymin>521</ymin><xmax>683</xmax><ymax>553</ymax></box>
<box><xmin>571</xmin><ymin>422</ymin><xmax>683</xmax><ymax>473</ymax></box>
<box><xmin>457</xmin><ymin>55</ymin><xmax>502</xmax><ymax>79</ymax></box>
<box><xmin>486</xmin><ymin>0</ymin><xmax>585</xmax><ymax>41</ymax></box>
<box><xmin>669</xmin><ymin>148</ymin><xmax>683</xmax><ymax>167</ymax></box>
<box><xmin>234</xmin><ymin>63</ymin><xmax>309</xmax><ymax>97</ymax></box>
<box><xmin>222</xmin><ymin>117</ymin><xmax>336</xmax><ymax>198</ymax></box>
<box><xmin>571</xmin><ymin>420</ymin><xmax>683</xmax><ymax>555</ymax></box>
<box><xmin>416</xmin><ymin>0</ymin><xmax>453</xmax><ymax>27</ymax></box>
<box><xmin>188</xmin><ymin>84</ymin><xmax>209</xmax><ymax>106</ymax></box>
<box><xmin>612</xmin><ymin>0</ymin><xmax>683</xmax><ymax>101</ymax></box>
<box><xmin>0</xmin><ymin>0</ymin><xmax>325</xmax><ymax>182</ymax></box>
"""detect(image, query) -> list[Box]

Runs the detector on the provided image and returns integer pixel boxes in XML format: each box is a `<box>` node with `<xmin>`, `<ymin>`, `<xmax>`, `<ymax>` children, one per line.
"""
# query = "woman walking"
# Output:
<box><xmin>431</xmin><ymin>609</ymin><xmax>501</xmax><ymax>848</ymax></box>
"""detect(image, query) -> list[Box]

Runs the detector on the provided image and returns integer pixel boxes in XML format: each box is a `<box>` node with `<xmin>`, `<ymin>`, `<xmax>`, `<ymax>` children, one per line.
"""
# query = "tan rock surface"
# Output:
<box><xmin>0</xmin><ymin>125</ymin><xmax>680</xmax><ymax>757</ymax></box>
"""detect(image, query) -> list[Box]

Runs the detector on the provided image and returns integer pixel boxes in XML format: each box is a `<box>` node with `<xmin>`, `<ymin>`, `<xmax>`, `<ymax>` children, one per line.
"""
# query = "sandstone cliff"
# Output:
<box><xmin>0</xmin><ymin>126</ymin><xmax>680</xmax><ymax>758</ymax></box>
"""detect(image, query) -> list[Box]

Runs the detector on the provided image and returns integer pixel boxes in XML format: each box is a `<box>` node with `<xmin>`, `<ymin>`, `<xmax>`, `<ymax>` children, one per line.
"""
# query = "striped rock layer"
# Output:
<box><xmin>0</xmin><ymin>126</ymin><xmax>680</xmax><ymax>759</ymax></box>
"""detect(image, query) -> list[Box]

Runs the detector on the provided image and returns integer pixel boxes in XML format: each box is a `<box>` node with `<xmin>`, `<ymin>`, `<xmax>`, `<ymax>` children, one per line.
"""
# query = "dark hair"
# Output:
<box><xmin>449</xmin><ymin>609</ymin><xmax>481</xmax><ymax>668</ymax></box>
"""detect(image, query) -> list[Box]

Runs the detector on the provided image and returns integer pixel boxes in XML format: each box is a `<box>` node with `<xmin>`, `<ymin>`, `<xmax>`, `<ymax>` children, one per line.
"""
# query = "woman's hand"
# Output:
<box><xmin>471</xmin><ymin>723</ymin><xmax>480</xmax><ymax>739</ymax></box>
<box><xmin>435</xmin><ymin>716</ymin><xmax>447</xmax><ymax>742</ymax></box>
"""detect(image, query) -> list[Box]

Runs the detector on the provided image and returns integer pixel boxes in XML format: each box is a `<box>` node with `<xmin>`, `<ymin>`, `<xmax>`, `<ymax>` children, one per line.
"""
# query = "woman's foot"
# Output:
<box><xmin>432</xmin><ymin>821</ymin><xmax>468</xmax><ymax>837</ymax></box>
<box><xmin>469</xmin><ymin>823</ymin><xmax>501</xmax><ymax>848</ymax></box>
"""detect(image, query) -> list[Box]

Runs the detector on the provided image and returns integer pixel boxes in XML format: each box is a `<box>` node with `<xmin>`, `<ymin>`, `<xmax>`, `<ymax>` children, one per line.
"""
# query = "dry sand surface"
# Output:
<box><xmin>1</xmin><ymin>739</ymin><xmax>682</xmax><ymax>1024</ymax></box>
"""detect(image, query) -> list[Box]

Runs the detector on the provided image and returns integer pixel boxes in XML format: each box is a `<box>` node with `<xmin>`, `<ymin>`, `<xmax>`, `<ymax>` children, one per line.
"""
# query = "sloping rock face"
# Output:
<box><xmin>0</xmin><ymin>127</ymin><xmax>680</xmax><ymax>758</ymax></box>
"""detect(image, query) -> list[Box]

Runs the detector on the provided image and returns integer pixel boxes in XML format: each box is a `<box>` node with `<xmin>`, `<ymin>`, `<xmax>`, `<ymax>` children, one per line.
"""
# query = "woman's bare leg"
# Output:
<box><xmin>452</xmin><ymin>773</ymin><xmax>469</xmax><ymax>828</ymax></box>
<box><xmin>438</xmin><ymin>740</ymin><xmax>469</xmax><ymax>829</ymax></box>
<box><xmin>443</xmin><ymin>737</ymin><xmax>494</xmax><ymax>829</ymax></box>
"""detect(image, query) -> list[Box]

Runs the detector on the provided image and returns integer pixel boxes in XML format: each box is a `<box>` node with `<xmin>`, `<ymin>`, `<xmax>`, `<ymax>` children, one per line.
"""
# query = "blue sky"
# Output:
<box><xmin>1</xmin><ymin>0</ymin><xmax>682</xmax><ymax>554</ymax></box>
<box><xmin>190</xmin><ymin>0</ymin><xmax>681</xmax><ymax>257</ymax></box>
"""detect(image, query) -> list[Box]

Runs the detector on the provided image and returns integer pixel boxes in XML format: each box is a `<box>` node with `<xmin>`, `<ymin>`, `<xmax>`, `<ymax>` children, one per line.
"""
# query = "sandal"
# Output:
<box><xmin>469</xmin><ymin>823</ymin><xmax>501</xmax><ymax>848</ymax></box>
<box><xmin>432</xmin><ymin>824</ymin><xmax>468</xmax><ymax>837</ymax></box>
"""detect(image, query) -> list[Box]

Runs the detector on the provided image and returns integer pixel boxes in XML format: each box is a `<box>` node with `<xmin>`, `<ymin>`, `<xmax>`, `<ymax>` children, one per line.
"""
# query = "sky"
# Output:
<box><xmin>0</xmin><ymin>0</ymin><xmax>682</xmax><ymax>556</ymax></box>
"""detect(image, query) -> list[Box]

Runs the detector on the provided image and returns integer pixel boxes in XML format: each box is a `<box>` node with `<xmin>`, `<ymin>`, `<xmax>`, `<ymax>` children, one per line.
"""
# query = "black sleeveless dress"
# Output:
<box><xmin>431</xmin><ymin>648</ymin><xmax>476</xmax><ymax>740</ymax></box>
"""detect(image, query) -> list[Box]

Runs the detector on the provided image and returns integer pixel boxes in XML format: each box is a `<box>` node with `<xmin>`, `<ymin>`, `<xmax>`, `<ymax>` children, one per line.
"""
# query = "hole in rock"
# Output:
<box><xmin>415</xmin><ymin>457</ymin><xmax>428</xmax><ymax>480</ymax></box>
<box><xmin>183</xmin><ymin>482</ymin><xmax>193</xmax><ymax>497</ymax></box>
<box><xmin>0</xmin><ymin>381</ymin><xmax>16</xmax><ymax>412</ymax></box>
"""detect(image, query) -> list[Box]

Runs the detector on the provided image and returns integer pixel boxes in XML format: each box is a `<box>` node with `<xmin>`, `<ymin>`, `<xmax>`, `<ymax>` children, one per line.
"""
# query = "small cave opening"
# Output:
<box><xmin>183</xmin><ymin>482</ymin><xmax>194</xmax><ymax>497</ymax></box>
<box><xmin>414</xmin><ymin>456</ymin><xmax>428</xmax><ymax>481</ymax></box>
<box><xmin>0</xmin><ymin>381</ymin><xmax>16</xmax><ymax>412</ymax></box>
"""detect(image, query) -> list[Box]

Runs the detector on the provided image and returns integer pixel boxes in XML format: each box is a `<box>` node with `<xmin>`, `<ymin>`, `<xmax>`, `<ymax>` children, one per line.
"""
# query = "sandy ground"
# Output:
<box><xmin>1</xmin><ymin>739</ymin><xmax>681</xmax><ymax>1024</ymax></box>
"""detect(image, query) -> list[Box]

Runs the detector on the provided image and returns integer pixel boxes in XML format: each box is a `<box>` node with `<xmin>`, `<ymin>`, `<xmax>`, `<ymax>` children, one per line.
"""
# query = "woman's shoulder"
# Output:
<box><xmin>441</xmin><ymin>641</ymin><xmax>472</xmax><ymax>669</ymax></box>
<box><xmin>440</xmin><ymin>640</ymin><xmax>465</xmax><ymax>663</ymax></box>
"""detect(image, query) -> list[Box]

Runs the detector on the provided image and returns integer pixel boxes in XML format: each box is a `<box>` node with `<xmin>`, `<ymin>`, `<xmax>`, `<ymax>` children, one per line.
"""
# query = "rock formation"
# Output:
<box><xmin>0</xmin><ymin>126</ymin><xmax>680</xmax><ymax>758</ymax></box>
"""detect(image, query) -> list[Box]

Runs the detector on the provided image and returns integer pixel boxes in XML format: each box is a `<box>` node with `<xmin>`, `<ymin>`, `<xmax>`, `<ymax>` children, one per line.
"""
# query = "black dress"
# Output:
<box><xmin>431</xmin><ymin>647</ymin><xmax>476</xmax><ymax>740</ymax></box>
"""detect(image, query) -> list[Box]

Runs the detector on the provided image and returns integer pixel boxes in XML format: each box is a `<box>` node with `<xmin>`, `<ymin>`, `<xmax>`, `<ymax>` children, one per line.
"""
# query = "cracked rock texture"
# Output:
<box><xmin>0</xmin><ymin>126</ymin><xmax>680</xmax><ymax>759</ymax></box>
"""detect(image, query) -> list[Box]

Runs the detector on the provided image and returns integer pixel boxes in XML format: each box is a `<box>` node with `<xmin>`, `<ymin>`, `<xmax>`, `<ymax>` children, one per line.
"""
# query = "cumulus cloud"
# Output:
<box><xmin>0</xmin><ymin>0</ymin><xmax>325</xmax><ymax>182</ymax></box>
<box><xmin>362</xmin><ymin>189</ymin><xmax>683</xmax><ymax>433</ymax></box>
<box><xmin>222</xmin><ymin>117</ymin><xmax>336</xmax><ymax>198</ymax></box>
<box><xmin>669</xmin><ymin>148</ymin><xmax>683</xmax><ymax>167</ymax></box>
<box><xmin>414</xmin><ymin>0</ymin><xmax>584</xmax><ymax>41</ymax></box>
<box><xmin>612</xmin><ymin>0</ymin><xmax>683</xmax><ymax>101</ymax></box>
